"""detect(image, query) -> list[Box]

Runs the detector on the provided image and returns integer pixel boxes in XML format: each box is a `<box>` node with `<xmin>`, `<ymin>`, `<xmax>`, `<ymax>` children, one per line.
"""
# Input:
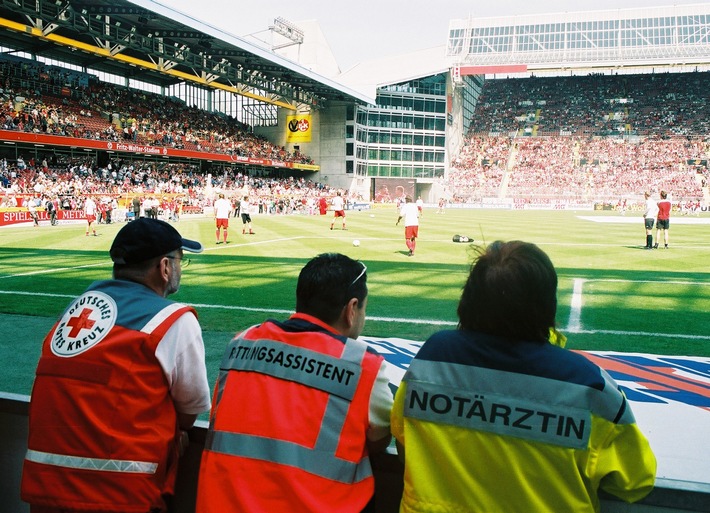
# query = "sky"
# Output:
<box><xmin>162</xmin><ymin>0</ymin><xmax>706</xmax><ymax>71</ymax></box>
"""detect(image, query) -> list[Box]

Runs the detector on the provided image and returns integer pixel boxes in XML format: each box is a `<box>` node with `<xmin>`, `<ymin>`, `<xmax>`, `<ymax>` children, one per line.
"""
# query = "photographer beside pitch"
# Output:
<box><xmin>391</xmin><ymin>240</ymin><xmax>656</xmax><ymax>512</ymax></box>
<box><xmin>21</xmin><ymin>218</ymin><xmax>211</xmax><ymax>513</ymax></box>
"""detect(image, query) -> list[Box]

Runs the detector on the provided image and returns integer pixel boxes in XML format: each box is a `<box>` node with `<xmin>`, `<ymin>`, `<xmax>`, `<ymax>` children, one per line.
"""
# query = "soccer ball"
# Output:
<box><xmin>352</xmin><ymin>239</ymin><xmax>360</xmax><ymax>247</ymax></box>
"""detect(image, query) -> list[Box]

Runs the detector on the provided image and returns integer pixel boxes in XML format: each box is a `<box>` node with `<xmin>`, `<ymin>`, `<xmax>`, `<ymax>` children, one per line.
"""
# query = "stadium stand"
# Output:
<box><xmin>448</xmin><ymin>72</ymin><xmax>710</xmax><ymax>205</ymax></box>
<box><xmin>3</xmin><ymin>55</ymin><xmax>710</xmax><ymax>210</ymax></box>
<box><xmin>0</xmin><ymin>56</ymin><xmax>314</xmax><ymax>165</ymax></box>
<box><xmin>2</xmin><ymin>2</ymin><xmax>710</xmax><ymax>510</ymax></box>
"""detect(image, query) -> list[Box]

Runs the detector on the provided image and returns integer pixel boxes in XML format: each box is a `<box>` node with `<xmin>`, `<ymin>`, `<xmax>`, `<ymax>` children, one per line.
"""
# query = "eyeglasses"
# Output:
<box><xmin>349</xmin><ymin>262</ymin><xmax>367</xmax><ymax>288</ymax></box>
<box><xmin>166</xmin><ymin>255</ymin><xmax>190</xmax><ymax>268</ymax></box>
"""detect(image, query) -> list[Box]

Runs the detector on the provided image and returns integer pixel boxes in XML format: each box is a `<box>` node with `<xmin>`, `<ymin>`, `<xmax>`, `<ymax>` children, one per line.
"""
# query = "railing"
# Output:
<box><xmin>2</xmin><ymin>393</ymin><xmax>708</xmax><ymax>513</ymax></box>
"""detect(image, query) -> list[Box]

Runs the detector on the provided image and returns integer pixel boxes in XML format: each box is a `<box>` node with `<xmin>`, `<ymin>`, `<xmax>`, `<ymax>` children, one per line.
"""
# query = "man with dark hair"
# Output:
<box><xmin>396</xmin><ymin>195</ymin><xmax>420</xmax><ymax>256</ymax></box>
<box><xmin>196</xmin><ymin>253</ymin><xmax>393</xmax><ymax>513</ymax></box>
<box><xmin>83</xmin><ymin>195</ymin><xmax>97</xmax><ymax>236</ymax></box>
<box><xmin>213</xmin><ymin>192</ymin><xmax>231</xmax><ymax>244</ymax></box>
<box><xmin>330</xmin><ymin>191</ymin><xmax>346</xmax><ymax>230</ymax></box>
<box><xmin>643</xmin><ymin>191</ymin><xmax>658</xmax><ymax>249</ymax></box>
<box><xmin>655</xmin><ymin>190</ymin><xmax>671</xmax><ymax>249</ymax></box>
<box><xmin>43</xmin><ymin>195</ymin><xmax>57</xmax><ymax>226</ymax></box>
<box><xmin>27</xmin><ymin>195</ymin><xmax>40</xmax><ymax>227</ymax></box>
<box><xmin>240</xmin><ymin>195</ymin><xmax>255</xmax><ymax>234</ymax></box>
<box><xmin>131</xmin><ymin>194</ymin><xmax>141</xmax><ymax>220</ymax></box>
<box><xmin>22</xmin><ymin>218</ymin><xmax>211</xmax><ymax>513</ymax></box>
<box><xmin>391</xmin><ymin>240</ymin><xmax>656</xmax><ymax>513</ymax></box>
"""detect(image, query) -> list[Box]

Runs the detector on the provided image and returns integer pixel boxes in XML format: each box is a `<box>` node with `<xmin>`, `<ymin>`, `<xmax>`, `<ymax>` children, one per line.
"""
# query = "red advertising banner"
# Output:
<box><xmin>0</xmin><ymin>130</ymin><xmax>319</xmax><ymax>171</ymax></box>
<box><xmin>0</xmin><ymin>208</ymin><xmax>86</xmax><ymax>227</ymax></box>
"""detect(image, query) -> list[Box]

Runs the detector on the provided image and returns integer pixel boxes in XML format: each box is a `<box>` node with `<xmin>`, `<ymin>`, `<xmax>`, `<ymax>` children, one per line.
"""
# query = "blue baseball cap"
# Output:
<box><xmin>110</xmin><ymin>218</ymin><xmax>203</xmax><ymax>265</ymax></box>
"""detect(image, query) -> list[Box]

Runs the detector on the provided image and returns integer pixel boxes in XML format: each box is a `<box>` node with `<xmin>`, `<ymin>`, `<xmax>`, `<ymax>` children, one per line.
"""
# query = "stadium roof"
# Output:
<box><xmin>0</xmin><ymin>0</ymin><xmax>372</xmax><ymax>109</ymax></box>
<box><xmin>447</xmin><ymin>4</ymin><xmax>710</xmax><ymax>74</ymax></box>
<box><xmin>337</xmin><ymin>4</ymin><xmax>710</xmax><ymax>96</ymax></box>
<box><xmin>337</xmin><ymin>45</ymin><xmax>449</xmax><ymax>99</ymax></box>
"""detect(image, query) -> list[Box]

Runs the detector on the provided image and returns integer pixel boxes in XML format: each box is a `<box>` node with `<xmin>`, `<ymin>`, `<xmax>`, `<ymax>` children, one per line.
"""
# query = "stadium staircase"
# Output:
<box><xmin>497</xmin><ymin>140</ymin><xmax>518</xmax><ymax>198</ymax></box>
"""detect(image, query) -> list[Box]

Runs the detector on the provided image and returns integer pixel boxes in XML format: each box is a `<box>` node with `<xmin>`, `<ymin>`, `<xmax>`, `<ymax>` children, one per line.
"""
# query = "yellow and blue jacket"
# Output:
<box><xmin>391</xmin><ymin>329</ymin><xmax>656</xmax><ymax>513</ymax></box>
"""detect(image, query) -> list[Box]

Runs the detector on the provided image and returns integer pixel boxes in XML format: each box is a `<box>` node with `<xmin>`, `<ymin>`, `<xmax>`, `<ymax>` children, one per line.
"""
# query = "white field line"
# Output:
<box><xmin>0</xmin><ymin>290</ymin><xmax>78</xmax><ymax>299</ymax></box>
<box><xmin>202</xmin><ymin>235</ymin><xmax>420</xmax><ymax>251</ymax></box>
<box><xmin>2</xmin><ymin>258</ymin><xmax>709</xmax><ymax>337</ymax></box>
<box><xmin>577</xmin><ymin>215</ymin><xmax>710</xmax><ymax>225</ymax></box>
<box><xmin>564</xmin><ymin>328</ymin><xmax>710</xmax><ymax>341</ymax></box>
<box><xmin>582</xmin><ymin>278</ymin><xmax>710</xmax><ymax>286</ymax></box>
<box><xmin>203</xmin><ymin>236</ymin><xmax>307</xmax><ymax>251</ymax></box>
<box><xmin>3</xmin><ymin>289</ymin><xmax>709</xmax><ymax>339</ymax></box>
<box><xmin>567</xmin><ymin>278</ymin><xmax>585</xmax><ymax>332</ymax></box>
<box><xmin>0</xmin><ymin>262</ymin><xmax>106</xmax><ymax>279</ymax></box>
<box><xmin>0</xmin><ymin>290</ymin><xmax>456</xmax><ymax>326</ymax></box>
<box><xmin>563</xmin><ymin>277</ymin><xmax>710</xmax><ymax>338</ymax></box>
<box><xmin>191</xmin><ymin>302</ymin><xmax>458</xmax><ymax>326</ymax></box>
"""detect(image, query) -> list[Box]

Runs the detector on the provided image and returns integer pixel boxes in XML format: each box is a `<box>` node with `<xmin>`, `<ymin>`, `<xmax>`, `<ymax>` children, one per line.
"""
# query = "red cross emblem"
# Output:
<box><xmin>66</xmin><ymin>308</ymin><xmax>96</xmax><ymax>338</ymax></box>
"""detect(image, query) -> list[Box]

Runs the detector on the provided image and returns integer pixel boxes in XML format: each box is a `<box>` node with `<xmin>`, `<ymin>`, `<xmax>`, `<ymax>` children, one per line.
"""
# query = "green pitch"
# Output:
<box><xmin>2</xmin><ymin>206</ymin><xmax>709</xmax><ymax>397</ymax></box>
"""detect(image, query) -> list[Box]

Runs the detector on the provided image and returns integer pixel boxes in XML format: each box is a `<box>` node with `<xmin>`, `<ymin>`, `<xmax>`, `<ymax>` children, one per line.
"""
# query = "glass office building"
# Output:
<box><xmin>353</xmin><ymin>5</ymin><xmax>710</xmax><ymax>190</ymax></box>
<box><xmin>350</xmin><ymin>4</ymin><xmax>710</xmax><ymax>200</ymax></box>
<box><xmin>351</xmin><ymin>71</ymin><xmax>482</xmax><ymax>201</ymax></box>
<box><xmin>354</xmin><ymin>74</ymin><xmax>448</xmax><ymax>180</ymax></box>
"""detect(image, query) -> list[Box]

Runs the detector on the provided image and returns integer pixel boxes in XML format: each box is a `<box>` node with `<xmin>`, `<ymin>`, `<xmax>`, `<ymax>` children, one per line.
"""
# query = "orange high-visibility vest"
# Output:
<box><xmin>21</xmin><ymin>280</ymin><xmax>196</xmax><ymax>513</ymax></box>
<box><xmin>196</xmin><ymin>314</ymin><xmax>385</xmax><ymax>513</ymax></box>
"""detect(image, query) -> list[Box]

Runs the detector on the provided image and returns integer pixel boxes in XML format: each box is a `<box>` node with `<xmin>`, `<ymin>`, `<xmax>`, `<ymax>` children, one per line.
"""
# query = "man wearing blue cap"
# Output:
<box><xmin>22</xmin><ymin>218</ymin><xmax>212</xmax><ymax>513</ymax></box>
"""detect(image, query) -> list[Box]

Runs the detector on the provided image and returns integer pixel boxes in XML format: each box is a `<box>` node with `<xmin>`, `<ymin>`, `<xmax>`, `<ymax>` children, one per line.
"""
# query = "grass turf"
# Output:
<box><xmin>2</xmin><ymin>206</ymin><xmax>709</xmax><ymax>396</ymax></box>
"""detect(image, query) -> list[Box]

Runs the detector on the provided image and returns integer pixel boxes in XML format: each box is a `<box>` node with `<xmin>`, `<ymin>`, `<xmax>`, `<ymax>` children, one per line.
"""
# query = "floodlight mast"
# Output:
<box><xmin>270</xmin><ymin>17</ymin><xmax>304</xmax><ymax>50</ymax></box>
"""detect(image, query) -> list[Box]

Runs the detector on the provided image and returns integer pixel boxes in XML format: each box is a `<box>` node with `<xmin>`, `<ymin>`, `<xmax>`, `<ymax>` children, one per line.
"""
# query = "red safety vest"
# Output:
<box><xmin>196</xmin><ymin>314</ymin><xmax>385</xmax><ymax>513</ymax></box>
<box><xmin>21</xmin><ymin>280</ymin><xmax>196</xmax><ymax>512</ymax></box>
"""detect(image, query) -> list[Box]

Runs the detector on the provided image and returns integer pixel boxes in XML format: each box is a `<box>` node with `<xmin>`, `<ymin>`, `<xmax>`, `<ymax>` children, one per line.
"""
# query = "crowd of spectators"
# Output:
<box><xmin>0</xmin><ymin>153</ymin><xmax>343</xmax><ymax>218</ymax></box>
<box><xmin>469</xmin><ymin>71</ymin><xmax>710</xmax><ymax>137</ymax></box>
<box><xmin>448</xmin><ymin>136</ymin><xmax>510</xmax><ymax>202</ymax></box>
<box><xmin>449</xmin><ymin>71</ymin><xmax>710</xmax><ymax>204</ymax></box>
<box><xmin>0</xmin><ymin>55</ymin><xmax>314</xmax><ymax>165</ymax></box>
<box><xmin>506</xmin><ymin>137</ymin><xmax>706</xmax><ymax>200</ymax></box>
<box><xmin>3</xmin><ymin>55</ymin><xmax>710</xmax><ymax>207</ymax></box>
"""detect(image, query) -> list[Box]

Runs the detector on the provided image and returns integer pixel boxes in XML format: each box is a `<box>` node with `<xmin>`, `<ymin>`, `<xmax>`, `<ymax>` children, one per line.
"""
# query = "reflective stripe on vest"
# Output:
<box><xmin>25</xmin><ymin>448</ymin><xmax>158</xmax><ymax>474</ymax></box>
<box><xmin>205</xmin><ymin>431</ymin><xmax>371</xmax><ymax>483</ymax></box>
<box><xmin>206</xmin><ymin>335</ymin><xmax>372</xmax><ymax>483</ymax></box>
<box><xmin>402</xmin><ymin>359</ymin><xmax>634</xmax><ymax>449</ymax></box>
<box><xmin>219</xmin><ymin>338</ymin><xmax>362</xmax><ymax>399</ymax></box>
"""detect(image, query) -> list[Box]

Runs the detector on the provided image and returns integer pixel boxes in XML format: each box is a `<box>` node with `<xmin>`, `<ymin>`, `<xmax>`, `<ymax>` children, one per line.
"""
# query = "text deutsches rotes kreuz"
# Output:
<box><xmin>51</xmin><ymin>292</ymin><xmax>117</xmax><ymax>357</ymax></box>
